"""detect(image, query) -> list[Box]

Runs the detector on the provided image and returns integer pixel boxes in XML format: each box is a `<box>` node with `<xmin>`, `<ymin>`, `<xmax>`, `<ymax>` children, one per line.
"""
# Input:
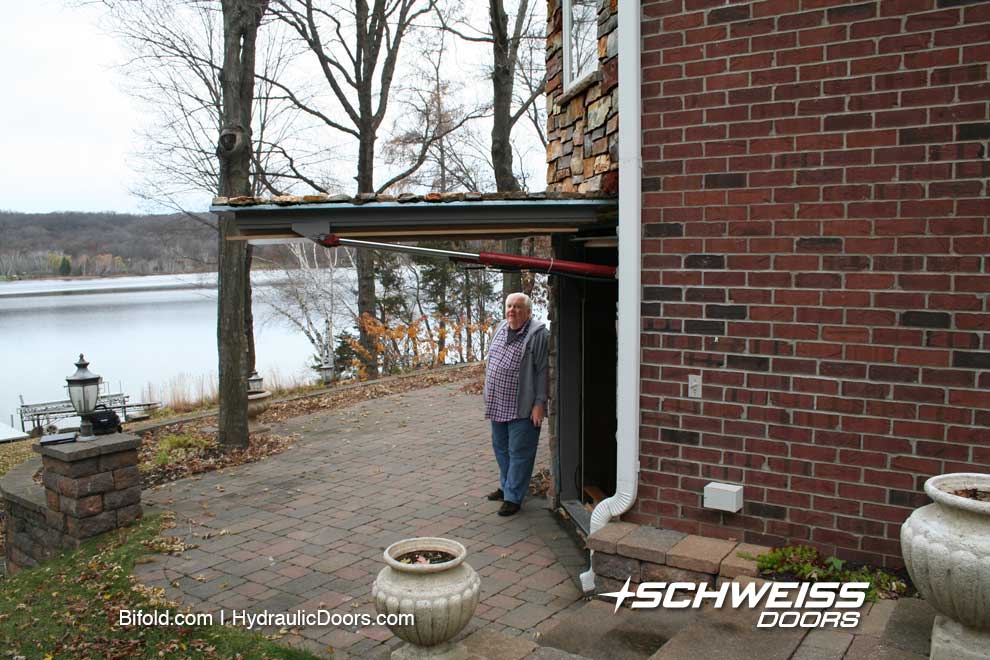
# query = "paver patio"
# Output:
<box><xmin>137</xmin><ymin>381</ymin><xmax>589</xmax><ymax>658</ymax></box>
<box><xmin>135</xmin><ymin>379</ymin><xmax>939</xmax><ymax>660</ymax></box>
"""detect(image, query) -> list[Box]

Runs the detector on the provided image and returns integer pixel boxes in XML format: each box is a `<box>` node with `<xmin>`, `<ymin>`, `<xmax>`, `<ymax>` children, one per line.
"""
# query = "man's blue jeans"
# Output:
<box><xmin>491</xmin><ymin>418</ymin><xmax>540</xmax><ymax>505</ymax></box>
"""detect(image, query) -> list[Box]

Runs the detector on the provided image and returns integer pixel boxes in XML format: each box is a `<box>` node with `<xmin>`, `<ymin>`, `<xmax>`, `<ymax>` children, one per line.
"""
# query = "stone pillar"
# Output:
<box><xmin>39</xmin><ymin>433</ymin><xmax>143</xmax><ymax>548</ymax></box>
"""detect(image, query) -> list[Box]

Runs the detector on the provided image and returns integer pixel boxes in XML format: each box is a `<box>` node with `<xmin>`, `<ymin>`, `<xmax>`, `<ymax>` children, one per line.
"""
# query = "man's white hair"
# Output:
<box><xmin>505</xmin><ymin>292</ymin><xmax>532</xmax><ymax>310</ymax></box>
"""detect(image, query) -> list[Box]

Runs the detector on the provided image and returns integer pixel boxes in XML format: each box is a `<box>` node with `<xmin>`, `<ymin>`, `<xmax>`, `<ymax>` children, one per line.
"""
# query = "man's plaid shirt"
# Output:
<box><xmin>484</xmin><ymin>319</ymin><xmax>532</xmax><ymax>422</ymax></box>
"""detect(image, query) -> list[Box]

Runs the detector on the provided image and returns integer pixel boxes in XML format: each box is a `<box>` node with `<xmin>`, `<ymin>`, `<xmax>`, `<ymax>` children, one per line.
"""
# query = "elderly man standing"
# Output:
<box><xmin>483</xmin><ymin>292</ymin><xmax>549</xmax><ymax>516</ymax></box>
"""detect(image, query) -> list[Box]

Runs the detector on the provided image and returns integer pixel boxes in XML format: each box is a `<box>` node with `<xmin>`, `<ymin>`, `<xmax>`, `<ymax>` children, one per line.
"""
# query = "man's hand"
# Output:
<box><xmin>531</xmin><ymin>403</ymin><xmax>545</xmax><ymax>427</ymax></box>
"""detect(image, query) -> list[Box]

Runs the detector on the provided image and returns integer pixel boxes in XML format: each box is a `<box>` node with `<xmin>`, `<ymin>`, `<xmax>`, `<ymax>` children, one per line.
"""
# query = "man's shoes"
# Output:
<box><xmin>487</xmin><ymin>488</ymin><xmax>504</xmax><ymax>501</ymax></box>
<box><xmin>497</xmin><ymin>501</ymin><xmax>521</xmax><ymax>516</ymax></box>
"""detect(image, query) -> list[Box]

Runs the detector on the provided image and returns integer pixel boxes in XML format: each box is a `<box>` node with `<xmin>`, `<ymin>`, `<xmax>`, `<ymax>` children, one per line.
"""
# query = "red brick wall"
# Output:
<box><xmin>634</xmin><ymin>0</ymin><xmax>990</xmax><ymax>567</ymax></box>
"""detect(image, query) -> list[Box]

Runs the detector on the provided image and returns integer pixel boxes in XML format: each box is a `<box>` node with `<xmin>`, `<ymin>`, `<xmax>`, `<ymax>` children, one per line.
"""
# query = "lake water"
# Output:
<box><xmin>0</xmin><ymin>273</ymin><xmax>323</xmax><ymax>430</ymax></box>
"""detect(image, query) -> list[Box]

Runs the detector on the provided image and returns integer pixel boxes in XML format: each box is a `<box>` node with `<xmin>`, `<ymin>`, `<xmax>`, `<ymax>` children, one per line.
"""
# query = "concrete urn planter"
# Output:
<box><xmin>246</xmin><ymin>390</ymin><xmax>272</xmax><ymax>418</ymax></box>
<box><xmin>372</xmin><ymin>537</ymin><xmax>480</xmax><ymax>660</ymax></box>
<box><xmin>246</xmin><ymin>391</ymin><xmax>272</xmax><ymax>433</ymax></box>
<box><xmin>901</xmin><ymin>473</ymin><xmax>990</xmax><ymax>660</ymax></box>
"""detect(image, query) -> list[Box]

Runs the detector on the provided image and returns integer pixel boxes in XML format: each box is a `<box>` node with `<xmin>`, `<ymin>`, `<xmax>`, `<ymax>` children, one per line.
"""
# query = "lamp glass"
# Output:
<box><xmin>66</xmin><ymin>354</ymin><xmax>102</xmax><ymax>415</ymax></box>
<box><xmin>81</xmin><ymin>380</ymin><xmax>100</xmax><ymax>413</ymax></box>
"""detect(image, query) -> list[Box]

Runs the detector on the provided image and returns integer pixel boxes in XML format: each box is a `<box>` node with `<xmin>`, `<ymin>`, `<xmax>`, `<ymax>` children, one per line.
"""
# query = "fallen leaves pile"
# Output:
<box><xmin>138</xmin><ymin>425</ymin><xmax>295</xmax><ymax>489</ymax></box>
<box><xmin>0</xmin><ymin>439</ymin><xmax>35</xmax><ymax>478</ymax></box>
<box><xmin>529</xmin><ymin>468</ymin><xmax>552</xmax><ymax>497</ymax></box>
<box><xmin>458</xmin><ymin>376</ymin><xmax>484</xmax><ymax>395</ymax></box>
<box><xmin>140</xmin><ymin>534</ymin><xmax>199</xmax><ymax>556</ymax></box>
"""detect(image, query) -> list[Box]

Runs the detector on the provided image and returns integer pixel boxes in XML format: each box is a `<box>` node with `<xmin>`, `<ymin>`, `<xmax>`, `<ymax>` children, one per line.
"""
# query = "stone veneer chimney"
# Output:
<box><xmin>546</xmin><ymin>0</ymin><xmax>620</xmax><ymax>195</ymax></box>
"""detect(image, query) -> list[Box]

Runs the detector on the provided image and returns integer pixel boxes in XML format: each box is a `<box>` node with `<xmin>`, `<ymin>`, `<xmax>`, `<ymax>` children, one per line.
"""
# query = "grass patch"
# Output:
<box><xmin>0</xmin><ymin>440</ymin><xmax>35</xmax><ymax>478</ymax></box>
<box><xmin>153</xmin><ymin>433</ymin><xmax>214</xmax><ymax>467</ymax></box>
<box><xmin>0</xmin><ymin>514</ymin><xmax>320</xmax><ymax>659</ymax></box>
<box><xmin>747</xmin><ymin>545</ymin><xmax>908</xmax><ymax>602</ymax></box>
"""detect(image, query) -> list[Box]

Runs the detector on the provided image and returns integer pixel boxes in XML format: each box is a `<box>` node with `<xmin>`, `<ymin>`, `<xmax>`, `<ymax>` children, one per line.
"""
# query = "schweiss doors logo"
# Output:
<box><xmin>600</xmin><ymin>578</ymin><xmax>869</xmax><ymax>628</ymax></box>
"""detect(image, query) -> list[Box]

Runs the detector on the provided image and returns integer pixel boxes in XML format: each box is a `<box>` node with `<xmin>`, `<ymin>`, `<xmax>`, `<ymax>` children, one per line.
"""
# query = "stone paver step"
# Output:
<box><xmin>536</xmin><ymin>599</ymin><xmax>699</xmax><ymax>660</ymax></box>
<box><xmin>646</xmin><ymin>599</ymin><xmax>807</xmax><ymax>660</ymax></box>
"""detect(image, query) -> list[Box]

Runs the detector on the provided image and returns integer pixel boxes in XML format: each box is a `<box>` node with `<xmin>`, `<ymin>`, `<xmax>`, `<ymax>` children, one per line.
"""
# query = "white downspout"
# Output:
<box><xmin>579</xmin><ymin>0</ymin><xmax>642</xmax><ymax>593</ymax></box>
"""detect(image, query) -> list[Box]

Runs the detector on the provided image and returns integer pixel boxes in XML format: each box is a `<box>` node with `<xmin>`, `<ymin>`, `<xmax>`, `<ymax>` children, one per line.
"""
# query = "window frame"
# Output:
<box><xmin>561</xmin><ymin>0</ymin><xmax>600</xmax><ymax>96</ymax></box>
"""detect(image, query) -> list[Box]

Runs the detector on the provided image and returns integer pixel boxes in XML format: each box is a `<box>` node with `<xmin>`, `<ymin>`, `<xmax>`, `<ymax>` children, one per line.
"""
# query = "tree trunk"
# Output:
<box><xmin>522</xmin><ymin>237</ymin><xmax>536</xmax><ymax>297</ymax></box>
<box><xmin>356</xmin><ymin>123</ymin><xmax>379</xmax><ymax>377</ymax></box>
<box><xmin>438</xmin><ymin>275</ymin><xmax>447</xmax><ymax>363</ymax></box>
<box><xmin>217</xmin><ymin>215</ymin><xmax>248</xmax><ymax>448</ymax></box>
<box><xmin>477</xmin><ymin>271</ymin><xmax>487</xmax><ymax>358</ymax></box>
<box><xmin>244</xmin><ymin>243</ymin><xmax>255</xmax><ymax>375</ymax></box>
<box><xmin>500</xmin><ymin>238</ymin><xmax>523</xmax><ymax>301</ymax></box>
<box><xmin>490</xmin><ymin>0</ymin><xmax>523</xmax><ymax>299</ymax></box>
<box><xmin>465</xmin><ymin>269</ymin><xmax>473</xmax><ymax>361</ymax></box>
<box><xmin>216</xmin><ymin>0</ymin><xmax>263</xmax><ymax>449</ymax></box>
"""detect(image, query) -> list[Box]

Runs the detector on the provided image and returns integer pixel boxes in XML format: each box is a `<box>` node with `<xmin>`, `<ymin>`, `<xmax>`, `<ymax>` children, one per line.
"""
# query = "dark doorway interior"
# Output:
<box><xmin>553</xmin><ymin>232</ymin><xmax>618</xmax><ymax>533</ymax></box>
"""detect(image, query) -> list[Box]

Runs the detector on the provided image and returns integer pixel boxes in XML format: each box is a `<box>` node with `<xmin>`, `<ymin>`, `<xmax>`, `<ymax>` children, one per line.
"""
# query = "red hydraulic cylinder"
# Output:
<box><xmin>314</xmin><ymin>234</ymin><xmax>616</xmax><ymax>279</ymax></box>
<box><xmin>473</xmin><ymin>252</ymin><xmax>616</xmax><ymax>279</ymax></box>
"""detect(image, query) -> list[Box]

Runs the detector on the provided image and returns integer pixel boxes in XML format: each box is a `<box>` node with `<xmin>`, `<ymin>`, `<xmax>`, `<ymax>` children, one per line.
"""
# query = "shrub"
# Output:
<box><xmin>747</xmin><ymin>545</ymin><xmax>907</xmax><ymax>602</ymax></box>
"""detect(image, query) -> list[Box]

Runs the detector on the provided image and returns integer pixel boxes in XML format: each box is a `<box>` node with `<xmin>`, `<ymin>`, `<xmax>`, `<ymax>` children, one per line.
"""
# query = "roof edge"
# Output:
<box><xmin>211</xmin><ymin>190</ymin><xmax>617</xmax><ymax>212</ymax></box>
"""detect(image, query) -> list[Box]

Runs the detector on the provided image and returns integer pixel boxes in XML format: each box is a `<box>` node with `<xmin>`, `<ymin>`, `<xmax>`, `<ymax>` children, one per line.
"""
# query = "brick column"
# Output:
<box><xmin>40</xmin><ymin>433</ymin><xmax>142</xmax><ymax>547</ymax></box>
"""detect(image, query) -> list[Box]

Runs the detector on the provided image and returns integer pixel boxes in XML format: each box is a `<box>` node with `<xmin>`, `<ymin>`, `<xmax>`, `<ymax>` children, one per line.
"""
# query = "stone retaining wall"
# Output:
<box><xmin>1</xmin><ymin>434</ymin><xmax>142</xmax><ymax>574</ymax></box>
<box><xmin>2</xmin><ymin>457</ymin><xmax>61</xmax><ymax>572</ymax></box>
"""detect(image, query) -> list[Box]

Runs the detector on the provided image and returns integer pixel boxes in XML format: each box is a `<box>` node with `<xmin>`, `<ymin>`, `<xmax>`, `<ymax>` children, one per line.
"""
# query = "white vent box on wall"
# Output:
<box><xmin>704</xmin><ymin>482</ymin><xmax>744</xmax><ymax>513</ymax></box>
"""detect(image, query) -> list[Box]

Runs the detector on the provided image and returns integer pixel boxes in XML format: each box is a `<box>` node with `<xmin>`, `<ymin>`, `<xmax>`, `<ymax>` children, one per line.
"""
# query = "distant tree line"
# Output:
<box><xmin>0</xmin><ymin>211</ymin><xmax>217</xmax><ymax>278</ymax></box>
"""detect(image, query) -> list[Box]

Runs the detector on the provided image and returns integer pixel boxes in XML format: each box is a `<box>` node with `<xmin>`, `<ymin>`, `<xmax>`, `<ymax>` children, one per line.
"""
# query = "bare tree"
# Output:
<box><xmin>488</xmin><ymin>0</ymin><xmax>545</xmax><ymax>192</ymax></box>
<box><xmin>267</xmin><ymin>0</ymin><xmax>482</xmax><ymax>377</ymax></box>
<box><xmin>216</xmin><ymin>0</ymin><xmax>267</xmax><ymax>448</ymax></box>
<box><xmin>98</xmin><ymin>0</ymin><xmax>301</xmax><ymax>383</ymax></box>
<box><xmin>95</xmin><ymin>0</ymin><xmax>270</xmax><ymax>448</ymax></box>
<box><xmin>435</xmin><ymin>0</ymin><xmax>547</xmax><ymax>297</ymax></box>
<box><xmin>102</xmin><ymin>1</ymin><xmax>303</xmax><ymax>212</ymax></box>
<box><xmin>256</xmin><ymin>242</ymin><xmax>356</xmax><ymax>369</ymax></box>
<box><xmin>383</xmin><ymin>33</ymin><xmax>489</xmax><ymax>193</ymax></box>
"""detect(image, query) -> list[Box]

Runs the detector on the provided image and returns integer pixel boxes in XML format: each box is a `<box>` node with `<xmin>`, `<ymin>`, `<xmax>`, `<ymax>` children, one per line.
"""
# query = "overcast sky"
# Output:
<box><xmin>1</xmin><ymin>1</ymin><xmax>145</xmax><ymax>214</ymax></box>
<box><xmin>1</xmin><ymin>1</ymin><xmax>546</xmax><ymax>216</ymax></box>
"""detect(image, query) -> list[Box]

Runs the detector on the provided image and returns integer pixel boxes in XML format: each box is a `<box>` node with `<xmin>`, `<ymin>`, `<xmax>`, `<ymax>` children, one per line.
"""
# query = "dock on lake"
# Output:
<box><xmin>0</xmin><ymin>421</ymin><xmax>29</xmax><ymax>443</ymax></box>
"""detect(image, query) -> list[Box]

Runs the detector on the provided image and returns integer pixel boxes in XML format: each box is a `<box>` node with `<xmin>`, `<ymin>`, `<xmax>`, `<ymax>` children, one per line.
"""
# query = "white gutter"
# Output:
<box><xmin>579</xmin><ymin>0</ymin><xmax>642</xmax><ymax>593</ymax></box>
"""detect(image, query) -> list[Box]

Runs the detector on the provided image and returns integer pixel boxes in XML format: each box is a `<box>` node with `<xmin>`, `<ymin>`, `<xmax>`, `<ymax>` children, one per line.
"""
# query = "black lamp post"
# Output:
<box><xmin>66</xmin><ymin>354</ymin><xmax>101</xmax><ymax>441</ymax></box>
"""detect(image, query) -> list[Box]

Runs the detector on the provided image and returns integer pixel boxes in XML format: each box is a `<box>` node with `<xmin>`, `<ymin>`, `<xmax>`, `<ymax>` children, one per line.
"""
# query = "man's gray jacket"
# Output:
<box><xmin>485</xmin><ymin>319</ymin><xmax>550</xmax><ymax>420</ymax></box>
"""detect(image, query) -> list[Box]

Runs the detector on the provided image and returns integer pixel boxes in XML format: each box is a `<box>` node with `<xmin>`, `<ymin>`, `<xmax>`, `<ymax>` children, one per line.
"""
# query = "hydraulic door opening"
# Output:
<box><xmin>553</xmin><ymin>233</ymin><xmax>618</xmax><ymax>534</ymax></box>
<box><xmin>298</xmin><ymin>233</ymin><xmax>616</xmax><ymax>536</ymax></box>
